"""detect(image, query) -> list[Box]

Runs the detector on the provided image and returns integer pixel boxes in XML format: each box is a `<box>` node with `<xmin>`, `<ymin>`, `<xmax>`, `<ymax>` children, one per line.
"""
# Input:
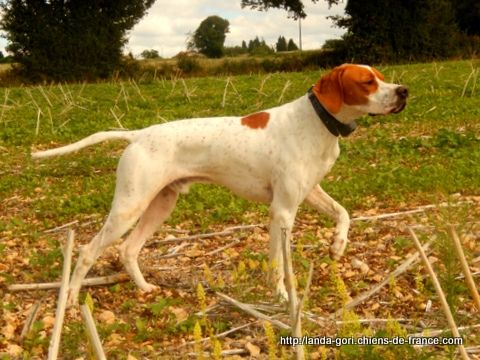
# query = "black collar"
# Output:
<box><xmin>307</xmin><ymin>87</ymin><xmax>357</xmax><ymax>137</ymax></box>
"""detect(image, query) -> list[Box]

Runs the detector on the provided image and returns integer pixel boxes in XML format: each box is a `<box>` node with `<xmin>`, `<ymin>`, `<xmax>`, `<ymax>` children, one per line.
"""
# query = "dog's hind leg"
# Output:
<box><xmin>118</xmin><ymin>186</ymin><xmax>179</xmax><ymax>292</ymax></box>
<box><xmin>67</xmin><ymin>144</ymin><xmax>169</xmax><ymax>305</ymax></box>
<box><xmin>67</xmin><ymin>209</ymin><xmax>144</xmax><ymax>306</ymax></box>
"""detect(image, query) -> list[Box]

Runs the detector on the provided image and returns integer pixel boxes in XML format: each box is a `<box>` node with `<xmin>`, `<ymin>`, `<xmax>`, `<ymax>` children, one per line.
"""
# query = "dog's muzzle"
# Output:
<box><xmin>391</xmin><ymin>85</ymin><xmax>408</xmax><ymax>114</ymax></box>
<box><xmin>372</xmin><ymin>85</ymin><xmax>408</xmax><ymax>115</ymax></box>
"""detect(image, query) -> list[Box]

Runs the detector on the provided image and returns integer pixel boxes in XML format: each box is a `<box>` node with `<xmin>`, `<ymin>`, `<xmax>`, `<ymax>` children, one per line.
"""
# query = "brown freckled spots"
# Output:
<box><xmin>241</xmin><ymin>111</ymin><xmax>270</xmax><ymax>129</ymax></box>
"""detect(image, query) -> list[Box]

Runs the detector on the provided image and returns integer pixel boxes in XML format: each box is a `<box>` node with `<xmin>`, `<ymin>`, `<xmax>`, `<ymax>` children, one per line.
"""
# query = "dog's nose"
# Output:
<box><xmin>396</xmin><ymin>86</ymin><xmax>408</xmax><ymax>99</ymax></box>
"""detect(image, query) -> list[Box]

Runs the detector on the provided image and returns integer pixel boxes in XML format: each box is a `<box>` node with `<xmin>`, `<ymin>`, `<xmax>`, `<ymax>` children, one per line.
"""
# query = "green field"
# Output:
<box><xmin>1</xmin><ymin>60</ymin><xmax>479</xmax><ymax>358</ymax></box>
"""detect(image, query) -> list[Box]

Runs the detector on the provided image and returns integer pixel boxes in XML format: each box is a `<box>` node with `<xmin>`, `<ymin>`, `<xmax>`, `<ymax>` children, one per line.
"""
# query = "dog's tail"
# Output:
<box><xmin>32</xmin><ymin>130</ymin><xmax>139</xmax><ymax>159</ymax></box>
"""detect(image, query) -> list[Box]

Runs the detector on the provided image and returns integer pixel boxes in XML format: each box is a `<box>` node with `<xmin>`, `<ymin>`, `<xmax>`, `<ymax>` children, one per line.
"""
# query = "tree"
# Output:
<box><xmin>190</xmin><ymin>16</ymin><xmax>230</xmax><ymax>58</ymax></box>
<box><xmin>332</xmin><ymin>0</ymin><xmax>459</xmax><ymax>62</ymax></box>
<box><xmin>241</xmin><ymin>0</ymin><xmax>337</xmax><ymax>19</ymax></box>
<box><xmin>0</xmin><ymin>0</ymin><xmax>154</xmax><ymax>82</ymax></box>
<box><xmin>276</xmin><ymin>36</ymin><xmax>288</xmax><ymax>52</ymax></box>
<box><xmin>450</xmin><ymin>0</ymin><xmax>480</xmax><ymax>35</ymax></box>
<box><xmin>287</xmin><ymin>38</ymin><xmax>299</xmax><ymax>51</ymax></box>
<box><xmin>243</xmin><ymin>0</ymin><xmax>478</xmax><ymax>61</ymax></box>
<box><xmin>141</xmin><ymin>49</ymin><xmax>160</xmax><ymax>59</ymax></box>
<box><xmin>248</xmin><ymin>36</ymin><xmax>274</xmax><ymax>55</ymax></box>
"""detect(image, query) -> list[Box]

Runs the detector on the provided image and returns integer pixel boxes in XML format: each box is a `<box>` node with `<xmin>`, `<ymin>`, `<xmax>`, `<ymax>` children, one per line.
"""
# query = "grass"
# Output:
<box><xmin>1</xmin><ymin>60</ymin><xmax>479</xmax><ymax>227</ymax></box>
<box><xmin>1</xmin><ymin>59</ymin><xmax>479</xmax><ymax>358</ymax></box>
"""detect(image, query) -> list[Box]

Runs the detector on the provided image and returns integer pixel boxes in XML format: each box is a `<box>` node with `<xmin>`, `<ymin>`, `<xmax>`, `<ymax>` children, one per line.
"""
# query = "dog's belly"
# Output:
<box><xmin>169</xmin><ymin>173</ymin><xmax>273</xmax><ymax>203</ymax></box>
<box><xmin>214</xmin><ymin>175</ymin><xmax>273</xmax><ymax>203</ymax></box>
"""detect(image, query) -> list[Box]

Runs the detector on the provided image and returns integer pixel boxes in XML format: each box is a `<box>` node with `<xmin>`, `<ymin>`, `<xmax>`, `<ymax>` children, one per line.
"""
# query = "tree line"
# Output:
<box><xmin>242</xmin><ymin>0</ymin><xmax>480</xmax><ymax>63</ymax></box>
<box><xmin>186</xmin><ymin>15</ymin><xmax>299</xmax><ymax>58</ymax></box>
<box><xmin>0</xmin><ymin>0</ymin><xmax>478</xmax><ymax>82</ymax></box>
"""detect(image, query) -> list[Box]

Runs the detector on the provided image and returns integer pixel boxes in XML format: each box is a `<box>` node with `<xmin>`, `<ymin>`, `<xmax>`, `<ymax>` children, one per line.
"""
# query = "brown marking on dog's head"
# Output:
<box><xmin>371</xmin><ymin>67</ymin><xmax>385</xmax><ymax>81</ymax></box>
<box><xmin>312</xmin><ymin>64</ymin><xmax>385</xmax><ymax>114</ymax></box>
<box><xmin>241</xmin><ymin>111</ymin><xmax>270</xmax><ymax>129</ymax></box>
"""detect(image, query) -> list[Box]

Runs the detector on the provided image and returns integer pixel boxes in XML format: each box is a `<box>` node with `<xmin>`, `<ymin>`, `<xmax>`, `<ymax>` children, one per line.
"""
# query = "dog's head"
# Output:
<box><xmin>313</xmin><ymin>64</ymin><xmax>408</xmax><ymax>117</ymax></box>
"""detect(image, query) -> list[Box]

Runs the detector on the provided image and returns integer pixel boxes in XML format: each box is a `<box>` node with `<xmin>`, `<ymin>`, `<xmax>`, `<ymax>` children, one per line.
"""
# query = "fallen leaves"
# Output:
<box><xmin>245</xmin><ymin>341</ymin><xmax>261</xmax><ymax>357</ymax></box>
<box><xmin>97</xmin><ymin>310</ymin><xmax>116</xmax><ymax>325</ymax></box>
<box><xmin>1</xmin><ymin>323</ymin><xmax>16</xmax><ymax>340</ymax></box>
<box><xmin>169</xmin><ymin>306</ymin><xmax>189</xmax><ymax>324</ymax></box>
<box><xmin>351</xmin><ymin>258</ymin><xmax>370</xmax><ymax>274</ymax></box>
<box><xmin>1</xmin><ymin>198</ymin><xmax>479</xmax><ymax>358</ymax></box>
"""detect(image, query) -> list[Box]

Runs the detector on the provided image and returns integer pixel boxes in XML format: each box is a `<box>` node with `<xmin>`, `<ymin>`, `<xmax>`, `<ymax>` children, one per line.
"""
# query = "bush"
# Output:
<box><xmin>177</xmin><ymin>56</ymin><xmax>202</xmax><ymax>75</ymax></box>
<box><xmin>457</xmin><ymin>34</ymin><xmax>480</xmax><ymax>58</ymax></box>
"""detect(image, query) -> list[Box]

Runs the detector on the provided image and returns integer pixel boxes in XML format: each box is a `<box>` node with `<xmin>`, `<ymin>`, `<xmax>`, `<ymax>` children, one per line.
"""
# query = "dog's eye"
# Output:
<box><xmin>364</xmin><ymin>78</ymin><xmax>375</xmax><ymax>85</ymax></box>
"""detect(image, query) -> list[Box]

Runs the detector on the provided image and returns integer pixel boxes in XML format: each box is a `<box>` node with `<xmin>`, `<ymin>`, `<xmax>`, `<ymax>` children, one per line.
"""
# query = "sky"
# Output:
<box><xmin>0</xmin><ymin>1</ymin><xmax>347</xmax><ymax>58</ymax></box>
<box><xmin>126</xmin><ymin>0</ymin><xmax>347</xmax><ymax>58</ymax></box>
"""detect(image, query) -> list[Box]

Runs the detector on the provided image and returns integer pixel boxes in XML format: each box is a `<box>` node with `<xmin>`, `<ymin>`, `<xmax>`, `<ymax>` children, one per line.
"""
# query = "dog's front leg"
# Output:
<box><xmin>304</xmin><ymin>184</ymin><xmax>350</xmax><ymax>260</ymax></box>
<box><xmin>269</xmin><ymin>201</ymin><xmax>298</xmax><ymax>301</ymax></box>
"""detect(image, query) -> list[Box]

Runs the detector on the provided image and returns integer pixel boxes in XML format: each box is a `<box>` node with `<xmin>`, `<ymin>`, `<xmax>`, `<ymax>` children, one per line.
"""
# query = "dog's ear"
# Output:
<box><xmin>371</xmin><ymin>66</ymin><xmax>385</xmax><ymax>81</ymax></box>
<box><xmin>313</xmin><ymin>66</ymin><xmax>344</xmax><ymax>114</ymax></box>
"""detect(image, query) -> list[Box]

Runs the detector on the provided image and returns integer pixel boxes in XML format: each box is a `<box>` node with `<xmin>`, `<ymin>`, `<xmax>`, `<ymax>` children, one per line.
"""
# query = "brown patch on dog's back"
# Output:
<box><xmin>241</xmin><ymin>112</ymin><xmax>270</xmax><ymax>129</ymax></box>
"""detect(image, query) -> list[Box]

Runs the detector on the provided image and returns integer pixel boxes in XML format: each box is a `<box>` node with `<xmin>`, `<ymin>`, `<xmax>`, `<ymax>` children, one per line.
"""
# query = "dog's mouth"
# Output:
<box><xmin>390</xmin><ymin>101</ymin><xmax>407</xmax><ymax>114</ymax></box>
<box><xmin>369</xmin><ymin>101</ymin><xmax>407</xmax><ymax>116</ymax></box>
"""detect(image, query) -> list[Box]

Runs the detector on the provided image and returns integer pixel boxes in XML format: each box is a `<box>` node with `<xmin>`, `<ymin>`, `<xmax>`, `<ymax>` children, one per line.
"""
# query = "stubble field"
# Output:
<box><xmin>0</xmin><ymin>60</ymin><xmax>479</xmax><ymax>359</ymax></box>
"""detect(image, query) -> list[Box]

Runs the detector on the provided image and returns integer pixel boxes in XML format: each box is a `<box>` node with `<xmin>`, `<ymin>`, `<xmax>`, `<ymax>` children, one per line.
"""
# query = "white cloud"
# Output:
<box><xmin>0</xmin><ymin>0</ymin><xmax>346</xmax><ymax>58</ymax></box>
<box><xmin>126</xmin><ymin>0</ymin><xmax>346</xmax><ymax>57</ymax></box>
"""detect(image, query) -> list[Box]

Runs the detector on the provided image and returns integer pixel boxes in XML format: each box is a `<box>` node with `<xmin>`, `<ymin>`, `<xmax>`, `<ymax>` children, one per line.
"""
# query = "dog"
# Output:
<box><xmin>32</xmin><ymin>64</ymin><xmax>408</xmax><ymax>305</ymax></box>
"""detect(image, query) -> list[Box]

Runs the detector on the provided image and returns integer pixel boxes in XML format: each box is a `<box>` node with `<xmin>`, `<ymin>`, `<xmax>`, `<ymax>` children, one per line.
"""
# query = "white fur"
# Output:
<box><xmin>32</xmin><ymin>65</ymin><xmax>406</xmax><ymax>305</ymax></box>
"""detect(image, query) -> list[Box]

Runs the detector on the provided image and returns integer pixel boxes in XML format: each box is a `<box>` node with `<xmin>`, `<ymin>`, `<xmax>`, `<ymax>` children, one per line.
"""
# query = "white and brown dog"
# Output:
<box><xmin>33</xmin><ymin>64</ymin><xmax>408</xmax><ymax>304</ymax></box>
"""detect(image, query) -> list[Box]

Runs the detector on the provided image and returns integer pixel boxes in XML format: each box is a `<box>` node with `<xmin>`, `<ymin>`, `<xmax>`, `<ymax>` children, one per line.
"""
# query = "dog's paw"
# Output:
<box><xmin>329</xmin><ymin>237</ymin><xmax>348</xmax><ymax>261</ymax></box>
<box><xmin>139</xmin><ymin>283</ymin><xmax>159</xmax><ymax>293</ymax></box>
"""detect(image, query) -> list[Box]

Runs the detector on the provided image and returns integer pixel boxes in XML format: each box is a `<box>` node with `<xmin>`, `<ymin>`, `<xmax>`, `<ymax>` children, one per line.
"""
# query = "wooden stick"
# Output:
<box><xmin>294</xmin><ymin>262</ymin><xmax>314</xmax><ymax>332</ymax></box>
<box><xmin>109</xmin><ymin>107</ymin><xmax>125</xmax><ymax>129</ymax></box>
<box><xmin>205</xmin><ymin>239</ymin><xmax>240</xmax><ymax>256</ymax></box>
<box><xmin>465</xmin><ymin>346</ymin><xmax>480</xmax><ymax>354</ymax></box>
<box><xmin>47</xmin><ymin>229</ymin><xmax>74</xmax><ymax>360</ymax></box>
<box><xmin>456</xmin><ymin>271</ymin><xmax>480</xmax><ymax>280</ymax></box>
<box><xmin>20</xmin><ymin>300</ymin><xmax>43</xmax><ymax>340</ymax></box>
<box><xmin>8</xmin><ymin>273</ymin><xmax>130</xmax><ymax>291</ymax></box>
<box><xmin>149</xmin><ymin>242</ymin><xmax>192</xmax><ymax>259</ymax></box>
<box><xmin>221</xmin><ymin>77</ymin><xmax>231</xmax><ymax>108</ymax></box>
<box><xmin>277</xmin><ymin>80</ymin><xmax>291</xmax><ymax>104</ymax></box>
<box><xmin>352</xmin><ymin>207</ymin><xmax>432</xmax><ymax>221</ymax></box>
<box><xmin>150</xmin><ymin>224</ymin><xmax>264</xmax><ymax>245</ymax></box>
<box><xmin>448</xmin><ymin>225</ymin><xmax>480</xmax><ymax>311</ymax></box>
<box><xmin>336</xmin><ymin>318</ymin><xmax>413</xmax><ymax>325</ymax></box>
<box><xmin>216</xmin><ymin>292</ymin><xmax>290</xmax><ymax>330</ymax></box>
<box><xmin>44</xmin><ymin>215</ymin><xmax>100</xmax><ymax>233</ymax></box>
<box><xmin>281</xmin><ymin>227</ymin><xmax>304</xmax><ymax>360</ymax></box>
<box><xmin>408</xmin><ymin>324</ymin><xmax>480</xmax><ymax>338</ymax></box>
<box><xmin>187</xmin><ymin>349</ymin><xmax>247</xmax><ymax>357</ymax></box>
<box><xmin>408</xmin><ymin>227</ymin><xmax>470</xmax><ymax>360</ymax></box>
<box><xmin>80</xmin><ymin>304</ymin><xmax>107</xmax><ymax>360</ymax></box>
<box><xmin>129</xmin><ymin>79</ymin><xmax>146</xmax><ymax>101</ymax></box>
<box><xmin>461</xmin><ymin>68</ymin><xmax>476</xmax><ymax>97</ymax></box>
<box><xmin>352</xmin><ymin>201</ymin><xmax>472</xmax><ymax>222</ymax></box>
<box><xmin>335</xmin><ymin>241</ymin><xmax>432</xmax><ymax>316</ymax></box>
<box><xmin>244</xmin><ymin>303</ymin><xmax>285</xmax><ymax>314</ymax></box>
<box><xmin>181</xmin><ymin>79</ymin><xmax>194</xmax><ymax>103</ymax></box>
<box><xmin>179</xmin><ymin>321</ymin><xmax>257</xmax><ymax>348</ymax></box>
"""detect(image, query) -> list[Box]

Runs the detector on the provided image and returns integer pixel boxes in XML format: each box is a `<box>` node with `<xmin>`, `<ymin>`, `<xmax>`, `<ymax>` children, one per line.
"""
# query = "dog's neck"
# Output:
<box><xmin>311</xmin><ymin>79</ymin><xmax>366</xmax><ymax>124</ymax></box>
<box><xmin>307</xmin><ymin>88</ymin><xmax>359</xmax><ymax>137</ymax></box>
<box><xmin>333</xmin><ymin>105</ymin><xmax>366</xmax><ymax>123</ymax></box>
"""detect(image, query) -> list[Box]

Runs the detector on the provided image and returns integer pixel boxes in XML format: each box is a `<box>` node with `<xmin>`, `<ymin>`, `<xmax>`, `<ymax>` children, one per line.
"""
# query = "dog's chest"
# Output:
<box><xmin>312</xmin><ymin>140</ymin><xmax>340</xmax><ymax>182</ymax></box>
